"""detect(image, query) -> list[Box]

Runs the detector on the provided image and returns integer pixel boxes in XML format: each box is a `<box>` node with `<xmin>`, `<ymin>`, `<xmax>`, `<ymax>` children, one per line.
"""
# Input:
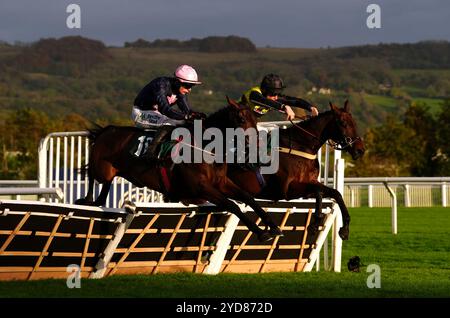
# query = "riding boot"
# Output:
<box><xmin>144</xmin><ymin>125</ymin><xmax>174</xmax><ymax>163</ymax></box>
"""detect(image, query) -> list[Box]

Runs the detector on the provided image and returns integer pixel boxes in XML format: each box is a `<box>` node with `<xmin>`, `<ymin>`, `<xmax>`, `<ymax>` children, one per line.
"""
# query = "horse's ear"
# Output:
<box><xmin>226</xmin><ymin>96</ymin><xmax>240</xmax><ymax>109</ymax></box>
<box><xmin>344</xmin><ymin>99</ymin><xmax>350</xmax><ymax>112</ymax></box>
<box><xmin>329</xmin><ymin>101</ymin><xmax>338</xmax><ymax>112</ymax></box>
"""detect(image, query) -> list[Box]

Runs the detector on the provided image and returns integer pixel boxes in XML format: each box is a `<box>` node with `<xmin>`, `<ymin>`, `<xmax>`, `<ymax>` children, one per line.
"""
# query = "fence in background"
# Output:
<box><xmin>3</xmin><ymin>178</ymin><xmax>448</xmax><ymax>209</ymax></box>
<box><xmin>343</xmin><ymin>177</ymin><xmax>450</xmax><ymax>208</ymax></box>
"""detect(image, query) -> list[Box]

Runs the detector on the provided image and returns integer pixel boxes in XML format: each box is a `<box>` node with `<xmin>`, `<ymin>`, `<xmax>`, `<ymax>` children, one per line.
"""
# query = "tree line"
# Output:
<box><xmin>346</xmin><ymin>99</ymin><xmax>450</xmax><ymax>177</ymax></box>
<box><xmin>124</xmin><ymin>36</ymin><xmax>257</xmax><ymax>53</ymax></box>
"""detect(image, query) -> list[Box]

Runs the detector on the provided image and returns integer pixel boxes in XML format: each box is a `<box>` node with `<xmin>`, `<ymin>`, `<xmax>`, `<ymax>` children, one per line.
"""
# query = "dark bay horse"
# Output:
<box><xmin>76</xmin><ymin>97</ymin><xmax>281</xmax><ymax>242</ymax></box>
<box><xmin>228</xmin><ymin>101</ymin><xmax>366</xmax><ymax>240</ymax></box>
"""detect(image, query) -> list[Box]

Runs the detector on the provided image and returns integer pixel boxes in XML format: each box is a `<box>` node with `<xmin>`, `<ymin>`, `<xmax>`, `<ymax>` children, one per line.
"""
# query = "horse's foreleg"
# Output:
<box><xmin>307</xmin><ymin>184</ymin><xmax>324</xmax><ymax>235</ymax></box>
<box><xmin>286</xmin><ymin>181</ymin><xmax>325</xmax><ymax>235</ymax></box>
<box><xmin>200</xmin><ymin>184</ymin><xmax>273</xmax><ymax>242</ymax></box>
<box><xmin>319</xmin><ymin>185</ymin><xmax>350</xmax><ymax>240</ymax></box>
<box><xmin>221</xmin><ymin>179</ymin><xmax>283</xmax><ymax>237</ymax></box>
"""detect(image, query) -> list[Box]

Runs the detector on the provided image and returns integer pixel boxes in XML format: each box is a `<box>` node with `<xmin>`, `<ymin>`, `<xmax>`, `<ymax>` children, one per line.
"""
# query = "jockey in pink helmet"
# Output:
<box><xmin>174</xmin><ymin>64</ymin><xmax>202</xmax><ymax>85</ymax></box>
<box><xmin>132</xmin><ymin>64</ymin><xmax>206</xmax><ymax>162</ymax></box>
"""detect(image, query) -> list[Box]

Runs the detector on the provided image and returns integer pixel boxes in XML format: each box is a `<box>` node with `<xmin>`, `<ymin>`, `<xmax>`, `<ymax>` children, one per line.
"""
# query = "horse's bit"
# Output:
<box><xmin>327</xmin><ymin>136</ymin><xmax>361</xmax><ymax>151</ymax></box>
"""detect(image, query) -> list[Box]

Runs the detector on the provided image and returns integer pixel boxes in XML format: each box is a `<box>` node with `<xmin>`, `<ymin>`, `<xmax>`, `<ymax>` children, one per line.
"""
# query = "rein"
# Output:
<box><xmin>174</xmin><ymin>140</ymin><xmax>216</xmax><ymax>158</ymax></box>
<box><xmin>276</xmin><ymin>118</ymin><xmax>320</xmax><ymax>160</ymax></box>
<box><xmin>289</xmin><ymin>118</ymin><xmax>320</xmax><ymax>141</ymax></box>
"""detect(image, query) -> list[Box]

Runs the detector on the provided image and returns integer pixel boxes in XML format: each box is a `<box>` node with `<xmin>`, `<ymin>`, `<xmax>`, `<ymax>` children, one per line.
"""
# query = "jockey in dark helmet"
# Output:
<box><xmin>239</xmin><ymin>74</ymin><xmax>319</xmax><ymax>120</ymax></box>
<box><xmin>132</xmin><ymin>65</ymin><xmax>206</xmax><ymax>162</ymax></box>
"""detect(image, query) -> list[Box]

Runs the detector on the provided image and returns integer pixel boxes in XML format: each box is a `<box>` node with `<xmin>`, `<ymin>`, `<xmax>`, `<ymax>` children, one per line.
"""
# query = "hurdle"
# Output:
<box><xmin>0</xmin><ymin>123</ymin><xmax>347</xmax><ymax>280</ymax></box>
<box><xmin>0</xmin><ymin>198</ymin><xmax>341</xmax><ymax>280</ymax></box>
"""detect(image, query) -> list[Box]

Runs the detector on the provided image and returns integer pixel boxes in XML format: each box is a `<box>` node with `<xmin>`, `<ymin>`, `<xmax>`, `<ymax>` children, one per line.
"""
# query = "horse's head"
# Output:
<box><xmin>225</xmin><ymin>96</ymin><xmax>258</xmax><ymax>130</ymax></box>
<box><xmin>329</xmin><ymin>100</ymin><xmax>365</xmax><ymax>160</ymax></box>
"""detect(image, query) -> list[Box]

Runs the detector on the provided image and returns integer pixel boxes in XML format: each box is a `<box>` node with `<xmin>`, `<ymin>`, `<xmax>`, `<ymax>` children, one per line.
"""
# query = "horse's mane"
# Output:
<box><xmin>280</xmin><ymin>110</ymin><xmax>336</xmax><ymax>146</ymax></box>
<box><xmin>295</xmin><ymin>110</ymin><xmax>333</xmax><ymax>128</ymax></box>
<box><xmin>87</xmin><ymin>123</ymin><xmax>108</xmax><ymax>141</ymax></box>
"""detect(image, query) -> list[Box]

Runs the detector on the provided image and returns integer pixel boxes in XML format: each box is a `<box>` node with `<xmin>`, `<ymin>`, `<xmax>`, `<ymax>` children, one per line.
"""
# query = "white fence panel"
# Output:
<box><xmin>409</xmin><ymin>185</ymin><xmax>434</xmax><ymax>207</ymax></box>
<box><xmin>342</xmin><ymin>179</ymin><xmax>450</xmax><ymax>208</ymax></box>
<box><xmin>371</xmin><ymin>185</ymin><xmax>396</xmax><ymax>207</ymax></box>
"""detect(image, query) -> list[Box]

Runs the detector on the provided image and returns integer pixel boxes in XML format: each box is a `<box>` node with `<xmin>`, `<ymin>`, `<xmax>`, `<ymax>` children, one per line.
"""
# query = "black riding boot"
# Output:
<box><xmin>144</xmin><ymin>125</ymin><xmax>174</xmax><ymax>163</ymax></box>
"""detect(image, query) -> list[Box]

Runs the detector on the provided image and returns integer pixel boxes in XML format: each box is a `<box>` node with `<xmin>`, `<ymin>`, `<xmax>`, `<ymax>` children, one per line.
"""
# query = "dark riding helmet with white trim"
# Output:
<box><xmin>260</xmin><ymin>74</ymin><xmax>286</xmax><ymax>96</ymax></box>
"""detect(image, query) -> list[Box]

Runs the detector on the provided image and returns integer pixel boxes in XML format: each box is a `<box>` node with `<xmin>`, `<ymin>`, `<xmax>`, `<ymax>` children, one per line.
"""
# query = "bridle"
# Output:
<box><xmin>287</xmin><ymin>114</ymin><xmax>361</xmax><ymax>152</ymax></box>
<box><xmin>327</xmin><ymin>136</ymin><xmax>361</xmax><ymax>151</ymax></box>
<box><xmin>329</xmin><ymin>116</ymin><xmax>362</xmax><ymax>150</ymax></box>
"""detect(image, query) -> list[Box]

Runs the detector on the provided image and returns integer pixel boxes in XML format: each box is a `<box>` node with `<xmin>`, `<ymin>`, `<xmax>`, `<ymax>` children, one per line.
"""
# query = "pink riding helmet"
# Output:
<box><xmin>174</xmin><ymin>65</ymin><xmax>202</xmax><ymax>85</ymax></box>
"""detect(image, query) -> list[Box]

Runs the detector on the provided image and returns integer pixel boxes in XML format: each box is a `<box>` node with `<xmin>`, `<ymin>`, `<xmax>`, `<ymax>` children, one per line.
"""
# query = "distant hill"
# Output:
<box><xmin>0</xmin><ymin>36</ymin><xmax>448</xmax><ymax>129</ymax></box>
<box><xmin>335</xmin><ymin>41</ymin><xmax>450</xmax><ymax>69</ymax></box>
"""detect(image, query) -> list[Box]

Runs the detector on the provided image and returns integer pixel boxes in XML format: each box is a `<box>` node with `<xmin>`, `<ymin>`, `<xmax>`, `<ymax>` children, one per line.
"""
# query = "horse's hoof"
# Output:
<box><xmin>269</xmin><ymin>226</ymin><xmax>284</xmax><ymax>237</ymax></box>
<box><xmin>339</xmin><ymin>227</ymin><xmax>349</xmax><ymax>240</ymax></box>
<box><xmin>258</xmin><ymin>231</ymin><xmax>275</xmax><ymax>243</ymax></box>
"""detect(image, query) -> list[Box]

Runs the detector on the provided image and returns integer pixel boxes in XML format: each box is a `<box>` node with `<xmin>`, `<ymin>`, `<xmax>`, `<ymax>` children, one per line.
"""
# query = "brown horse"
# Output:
<box><xmin>76</xmin><ymin>97</ymin><xmax>282</xmax><ymax>242</ymax></box>
<box><xmin>228</xmin><ymin>101</ymin><xmax>366</xmax><ymax>240</ymax></box>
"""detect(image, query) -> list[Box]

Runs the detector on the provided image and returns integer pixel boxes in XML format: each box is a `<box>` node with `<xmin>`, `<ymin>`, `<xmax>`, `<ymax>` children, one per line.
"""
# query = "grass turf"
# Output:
<box><xmin>0</xmin><ymin>207</ymin><xmax>449</xmax><ymax>298</ymax></box>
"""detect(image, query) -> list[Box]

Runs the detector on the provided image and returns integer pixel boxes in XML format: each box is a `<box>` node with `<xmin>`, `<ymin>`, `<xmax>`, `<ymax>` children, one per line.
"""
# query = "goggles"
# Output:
<box><xmin>181</xmin><ymin>82</ymin><xmax>195</xmax><ymax>89</ymax></box>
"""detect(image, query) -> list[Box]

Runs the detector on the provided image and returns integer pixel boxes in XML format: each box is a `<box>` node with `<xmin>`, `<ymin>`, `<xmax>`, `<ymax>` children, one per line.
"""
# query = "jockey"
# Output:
<box><xmin>132</xmin><ymin>64</ymin><xmax>205</xmax><ymax>161</ymax></box>
<box><xmin>239</xmin><ymin>74</ymin><xmax>319</xmax><ymax>121</ymax></box>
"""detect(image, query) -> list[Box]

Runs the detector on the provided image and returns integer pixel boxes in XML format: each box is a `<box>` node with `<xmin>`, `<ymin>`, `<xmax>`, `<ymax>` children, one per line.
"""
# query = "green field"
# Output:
<box><xmin>364</xmin><ymin>94</ymin><xmax>399</xmax><ymax>110</ymax></box>
<box><xmin>364</xmin><ymin>93</ymin><xmax>445</xmax><ymax>116</ymax></box>
<box><xmin>0</xmin><ymin>207</ymin><xmax>449</xmax><ymax>298</ymax></box>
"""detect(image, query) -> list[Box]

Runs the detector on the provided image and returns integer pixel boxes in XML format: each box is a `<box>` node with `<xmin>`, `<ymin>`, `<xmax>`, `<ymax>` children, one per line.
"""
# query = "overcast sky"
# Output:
<box><xmin>0</xmin><ymin>0</ymin><xmax>449</xmax><ymax>47</ymax></box>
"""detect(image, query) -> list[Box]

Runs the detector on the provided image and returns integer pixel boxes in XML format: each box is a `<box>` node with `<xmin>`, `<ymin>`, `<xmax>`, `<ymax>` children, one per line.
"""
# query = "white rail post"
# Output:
<box><xmin>383</xmin><ymin>181</ymin><xmax>397</xmax><ymax>234</ymax></box>
<box><xmin>404</xmin><ymin>184</ymin><xmax>410</xmax><ymax>207</ymax></box>
<box><xmin>368</xmin><ymin>184</ymin><xmax>373</xmax><ymax>207</ymax></box>
<box><xmin>332</xmin><ymin>154</ymin><xmax>344</xmax><ymax>272</ymax></box>
<box><xmin>442</xmin><ymin>182</ymin><xmax>447</xmax><ymax>207</ymax></box>
<box><xmin>38</xmin><ymin>136</ymin><xmax>51</xmax><ymax>203</ymax></box>
<box><xmin>38</xmin><ymin>137</ymin><xmax>50</xmax><ymax>189</ymax></box>
<box><xmin>350</xmin><ymin>187</ymin><xmax>355</xmax><ymax>207</ymax></box>
<box><xmin>322</xmin><ymin>145</ymin><xmax>330</xmax><ymax>270</ymax></box>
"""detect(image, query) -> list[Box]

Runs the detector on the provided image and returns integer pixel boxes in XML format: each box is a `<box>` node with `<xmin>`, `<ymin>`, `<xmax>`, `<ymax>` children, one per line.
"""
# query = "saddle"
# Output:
<box><xmin>129</xmin><ymin>129</ymin><xmax>177</xmax><ymax>160</ymax></box>
<box><xmin>129</xmin><ymin>129</ymin><xmax>156</xmax><ymax>158</ymax></box>
<box><xmin>128</xmin><ymin>128</ymin><xmax>179</xmax><ymax>198</ymax></box>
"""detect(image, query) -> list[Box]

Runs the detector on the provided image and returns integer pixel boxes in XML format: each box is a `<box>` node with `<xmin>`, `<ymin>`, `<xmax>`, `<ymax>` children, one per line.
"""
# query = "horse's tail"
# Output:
<box><xmin>77</xmin><ymin>121</ymin><xmax>107</xmax><ymax>177</ymax></box>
